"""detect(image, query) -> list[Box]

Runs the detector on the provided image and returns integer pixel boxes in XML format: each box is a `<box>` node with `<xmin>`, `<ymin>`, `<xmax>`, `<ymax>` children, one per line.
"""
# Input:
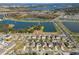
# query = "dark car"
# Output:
<box><xmin>70</xmin><ymin>52</ymin><xmax>79</xmax><ymax>55</ymax></box>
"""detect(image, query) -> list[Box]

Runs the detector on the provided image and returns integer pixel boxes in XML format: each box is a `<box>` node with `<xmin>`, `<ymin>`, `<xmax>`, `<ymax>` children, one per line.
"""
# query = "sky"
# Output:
<box><xmin>0</xmin><ymin>3</ymin><xmax>79</xmax><ymax>10</ymax></box>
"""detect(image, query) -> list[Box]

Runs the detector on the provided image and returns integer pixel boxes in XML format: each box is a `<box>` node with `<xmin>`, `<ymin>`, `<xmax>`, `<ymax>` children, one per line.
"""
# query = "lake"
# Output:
<box><xmin>0</xmin><ymin>20</ymin><xmax>56</xmax><ymax>32</ymax></box>
<box><xmin>63</xmin><ymin>22</ymin><xmax>79</xmax><ymax>32</ymax></box>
